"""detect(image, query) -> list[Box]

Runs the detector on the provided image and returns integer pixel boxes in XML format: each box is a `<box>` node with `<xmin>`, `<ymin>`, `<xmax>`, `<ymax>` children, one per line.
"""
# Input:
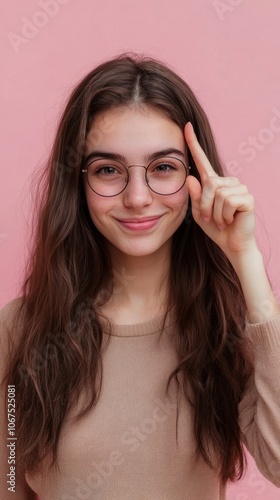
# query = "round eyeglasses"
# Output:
<box><xmin>82</xmin><ymin>156</ymin><xmax>189</xmax><ymax>197</ymax></box>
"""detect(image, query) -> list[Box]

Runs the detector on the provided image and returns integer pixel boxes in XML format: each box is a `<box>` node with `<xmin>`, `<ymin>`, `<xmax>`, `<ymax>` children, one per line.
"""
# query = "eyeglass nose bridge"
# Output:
<box><xmin>126</xmin><ymin>164</ymin><xmax>149</xmax><ymax>187</ymax></box>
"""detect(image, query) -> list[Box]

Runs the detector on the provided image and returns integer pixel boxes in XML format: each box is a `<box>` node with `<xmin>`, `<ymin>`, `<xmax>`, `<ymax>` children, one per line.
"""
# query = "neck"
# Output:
<box><xmin>99</xmin><ymin>242</ymin><xmax>171</xmax><ymax>322</ymax></box>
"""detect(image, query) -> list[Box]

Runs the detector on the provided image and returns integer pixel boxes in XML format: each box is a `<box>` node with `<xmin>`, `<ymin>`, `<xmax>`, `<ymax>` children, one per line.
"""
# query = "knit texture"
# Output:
<box><xmin>1</xmin><ymin>299</ymin><xmax>280</xmax><ymax>499</ymax></box>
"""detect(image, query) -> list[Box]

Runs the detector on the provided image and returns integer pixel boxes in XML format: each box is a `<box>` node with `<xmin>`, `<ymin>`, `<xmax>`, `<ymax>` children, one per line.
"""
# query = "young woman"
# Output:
<box><xmin>0</xmin><ymin>53</ymin><xmax>280</xmax><ymax>500</ymax></box>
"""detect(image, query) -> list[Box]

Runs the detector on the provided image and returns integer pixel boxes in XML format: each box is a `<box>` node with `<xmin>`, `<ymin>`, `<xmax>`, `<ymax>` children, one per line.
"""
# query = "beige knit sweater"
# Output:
<box><xmin>1</xmin><ymin>299</ymin><xmax>280</xmax><ymax>499</ymax></box>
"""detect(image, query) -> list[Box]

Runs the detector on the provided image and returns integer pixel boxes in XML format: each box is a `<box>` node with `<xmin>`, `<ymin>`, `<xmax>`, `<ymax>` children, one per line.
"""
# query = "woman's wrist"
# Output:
<box><xmin>226</xmin><ymin>243</ymin><xmax>280</xmax><ymax>324</ymax></box>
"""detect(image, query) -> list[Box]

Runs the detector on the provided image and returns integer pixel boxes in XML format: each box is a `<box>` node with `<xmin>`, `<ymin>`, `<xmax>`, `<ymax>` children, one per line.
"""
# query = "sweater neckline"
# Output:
<box><xmin>99</xmin><ymin>308</ymin><xmax>177</xmax><ymax>337</ymax></box>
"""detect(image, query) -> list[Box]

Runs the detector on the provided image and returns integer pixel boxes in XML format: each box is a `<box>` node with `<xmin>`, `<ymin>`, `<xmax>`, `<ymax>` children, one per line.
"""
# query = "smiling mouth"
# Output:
<box><xmin>117</xmin><ymin>216</ymin><xmax>162</xmax><ymax>223</ymax></box>
<box><xmin>116</xmin><ymin>215</ymin><xmax>163</xmax><ymax>231</ymax></box>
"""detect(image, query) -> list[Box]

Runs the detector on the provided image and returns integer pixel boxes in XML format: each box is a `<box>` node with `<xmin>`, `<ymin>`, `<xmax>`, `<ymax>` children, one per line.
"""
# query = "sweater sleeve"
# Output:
<box><xmin>0</xmin><ymin>299</ymin><xmax>36</xmax><ymax>500</ymax></box>
<box><xmin>238</xmin><ymin>314</ymin><xmax>280</xmax><ymax>487</ymax></box>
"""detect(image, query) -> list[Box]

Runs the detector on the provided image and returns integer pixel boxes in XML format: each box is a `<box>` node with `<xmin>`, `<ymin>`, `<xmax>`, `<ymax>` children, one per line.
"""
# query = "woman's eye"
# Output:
<box><xmin>94</xmin><ymin>165</ymin><xmax>120</xmax><ymax>175</ymax></box>
<box><xmin>154</xmin><ymin>163</ymin><xmax>176</xmax><ymax>172</ymax></box>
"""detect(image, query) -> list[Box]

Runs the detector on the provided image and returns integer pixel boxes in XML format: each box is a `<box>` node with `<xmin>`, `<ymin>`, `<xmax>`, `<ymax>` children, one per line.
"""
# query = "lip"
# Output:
<box><xmin>115</xmin><ymin>215</ymin><xmax>163</xmax><ymax>231</ymax></box>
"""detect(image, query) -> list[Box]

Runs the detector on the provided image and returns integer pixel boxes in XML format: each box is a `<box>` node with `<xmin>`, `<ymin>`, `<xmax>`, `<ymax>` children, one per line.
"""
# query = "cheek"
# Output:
<box><xmin>171</xmin><ymin>188</ymin><xmax>189</xmax><ymax>215</ymax></box>
<box><xmin>85</xmin><ymin>190</ymin><xmax>114</xmax><ymax>224</ymax></box>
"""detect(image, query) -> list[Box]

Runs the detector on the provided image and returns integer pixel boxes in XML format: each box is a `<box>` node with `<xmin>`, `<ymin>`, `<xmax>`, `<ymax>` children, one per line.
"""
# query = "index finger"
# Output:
<box><xmin>184</xmin><ymin>122</ymin><xmax>218</xmax><ymax>181</ymax></box>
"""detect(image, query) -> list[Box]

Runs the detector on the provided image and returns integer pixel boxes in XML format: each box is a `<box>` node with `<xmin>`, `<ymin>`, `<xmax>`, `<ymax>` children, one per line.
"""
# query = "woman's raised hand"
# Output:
<box><xmin>184</xmin><ymin>122</ymin><xmax>257</xmax><ymax>261</ymax></box>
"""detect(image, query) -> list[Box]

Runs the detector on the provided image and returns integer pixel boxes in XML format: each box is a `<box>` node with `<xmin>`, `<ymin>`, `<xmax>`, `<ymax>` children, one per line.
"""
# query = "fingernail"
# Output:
<box><xmin>202</xmin><ymin>216</ymin><xmax>210</xmax><ymax>222</ymax></box>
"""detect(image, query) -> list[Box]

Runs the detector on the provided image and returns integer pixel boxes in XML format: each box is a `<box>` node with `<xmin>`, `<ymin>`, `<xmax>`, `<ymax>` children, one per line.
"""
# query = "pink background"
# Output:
<box><xmin>1</xmin><ymin>1</ymin><xmax>280</xmax><ymax>498</ymax></box>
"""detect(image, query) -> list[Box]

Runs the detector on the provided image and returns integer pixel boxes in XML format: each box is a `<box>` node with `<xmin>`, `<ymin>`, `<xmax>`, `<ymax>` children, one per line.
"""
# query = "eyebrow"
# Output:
<box><xmin>83</xmin><ymin>148</ymin><xmax>186</xmax><ymax>165</ymax></box>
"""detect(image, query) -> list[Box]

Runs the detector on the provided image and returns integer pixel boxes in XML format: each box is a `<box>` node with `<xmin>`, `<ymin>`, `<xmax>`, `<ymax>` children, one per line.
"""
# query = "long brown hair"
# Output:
<box><xmin>3</xmin><ymin>52</ymin><xmax>253</xmax><ymax>484</ymax></box>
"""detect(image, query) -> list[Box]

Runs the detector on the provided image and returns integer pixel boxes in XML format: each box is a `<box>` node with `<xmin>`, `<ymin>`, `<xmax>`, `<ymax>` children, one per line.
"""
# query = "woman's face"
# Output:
<box><xmin>84</xmin><ymin>105</ymin><xmax>189</xmax><ymax>258</ymax></box>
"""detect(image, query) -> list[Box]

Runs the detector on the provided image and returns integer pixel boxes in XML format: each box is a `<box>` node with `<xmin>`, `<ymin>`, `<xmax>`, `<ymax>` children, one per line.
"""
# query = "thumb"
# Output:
<box><xmin>186</xmin><ymin>175</ymin><xmax>202</xmax><ymax>223</ymax></box>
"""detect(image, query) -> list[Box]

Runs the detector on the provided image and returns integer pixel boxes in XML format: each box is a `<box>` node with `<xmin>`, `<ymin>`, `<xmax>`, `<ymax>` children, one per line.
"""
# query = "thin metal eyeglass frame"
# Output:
<box><xmin>81</xmin><ymin>156</ymin><xmax>189</xmax><ymax>197</ymax></box>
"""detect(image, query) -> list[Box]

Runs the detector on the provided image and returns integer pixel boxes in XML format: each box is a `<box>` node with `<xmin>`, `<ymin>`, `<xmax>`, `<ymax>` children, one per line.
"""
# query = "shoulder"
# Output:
<box><xmin>0</xmin><ymin>297</ymin><xmax>23</xmax><ymax>333</ymax></box>
<box><xmin>0</xmin><ymin>297</ymin><xmax>23</xmax><ymax>321</ymax></box>
<box><xmin>0</xmin><ymin>298</ymin><xmax>24</xmax><ymax>359</ymax></box>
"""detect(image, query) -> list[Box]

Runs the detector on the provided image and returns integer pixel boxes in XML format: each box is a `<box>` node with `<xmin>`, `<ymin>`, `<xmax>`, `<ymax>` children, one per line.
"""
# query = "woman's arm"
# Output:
<box><xmin>226</xmin><ymin>244</ymin><xmax>280</xmax><ymax>323</ymax></box>
<box><xmin>184</xmin><ymin>122</ymin><xmax>280</xmax><ymax>322</ymax></box>
<box><xmin>0</xmin><ymin>301</ymin><xmax>37</xmax><ymax>500</ymax></box>
<box><xmin>238</xmin><ymin>314</ymin><xmax>280</xmax><ymax>487</ymax></box>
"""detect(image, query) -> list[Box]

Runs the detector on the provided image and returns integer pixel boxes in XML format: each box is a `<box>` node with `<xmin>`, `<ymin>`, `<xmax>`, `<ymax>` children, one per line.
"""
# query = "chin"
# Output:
<box><xmin>117</xmin><ymin>243</ymin><xmax>168</xmax><ymax>258</ymax></box>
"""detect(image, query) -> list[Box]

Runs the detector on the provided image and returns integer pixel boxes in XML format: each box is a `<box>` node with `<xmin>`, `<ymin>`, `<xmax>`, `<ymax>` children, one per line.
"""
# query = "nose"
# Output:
<box><xmin>122</xmin><ymin>165</ymin><xmax>153</xmax><ymax>208</ymax></box>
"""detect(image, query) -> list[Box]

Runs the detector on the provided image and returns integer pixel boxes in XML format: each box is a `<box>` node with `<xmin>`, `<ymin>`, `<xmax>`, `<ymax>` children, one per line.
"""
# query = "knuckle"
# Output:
<box><xmin>226</xmin><ymin>196</ymin><xmax>236</xmax><ymax>208</ymax></box>
<box><xmin>215</xmin><ymin>187</ymin><xmax>225</xmax><ymax>200</ymax></box>
<box><xmin>229</xmin><ymin>176</ymin><xmax>239</xmax><ymax>184</ymax></box>
<box><xmin>248</xmin><ymin>193</ymin><xmax>255</xmax><ymax>206</ymax></box>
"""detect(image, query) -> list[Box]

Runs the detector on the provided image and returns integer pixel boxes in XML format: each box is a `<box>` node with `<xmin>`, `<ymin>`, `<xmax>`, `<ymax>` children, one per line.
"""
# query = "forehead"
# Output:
<box><xmin>85</xmin><ymin>106</ymin><xmax>186</xmax><ymax>159</ymax></box>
